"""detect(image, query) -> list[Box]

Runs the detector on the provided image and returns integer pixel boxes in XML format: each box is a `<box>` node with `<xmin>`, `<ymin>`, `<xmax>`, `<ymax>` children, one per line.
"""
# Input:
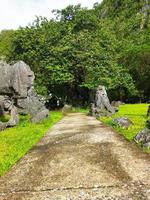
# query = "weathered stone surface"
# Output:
<box><xmin>111</xmin><ymin>101</ymin><xmax>123</xmax><ymax>107</ymax></box>
<box><xmin>90</xmin><ymin>86</ymin><xmax>115</xmax><ymax>117</ymax></box>
<box><xmin>0</xmin><ymin>96</ymin><xmax>5</xmax><ymax>117</ymax></box>
<box><xmin>31</xmin><ymin>110</ymin><xmax>49</xmax><ymax>123</ymax></box>
<box><xmin>135</xmin><ymin>128</ymin><xmax>150</xmax><ymax>147</ymax></box>
<box><xmin>62</xmin><ymin>104</ymin><xmax>73</xmax><ymax>113</ymax></box>
<box><xmin>0</xmin><ymin>60</ymin><xmax>49</xmax><ymax>129</ymax></box>
<box><xmin>0</xmin><ymin>121</ymin><xmax>7</xmax><ymax>131</ymax></box>
<box><xmin>0</xmin><ymin>95</ymin><xmax>17</xmax><ymax>128</ymax></box>
<box><xmin>7</xmin><ymin>106</ymin><xmax>19</xmax><ymax>127</ymax></box>
<box><xmin>113</xmin><ymin>117</ymin><xmax>133</xmax><ymax>128</ymax></box>
<box><xmin>0</xmin><ymin>61</ymin><xmax>35</xmax><ymax>98</ymax></box>
<box><xmin>17</xmin><ymin>88</ymin><xmax>49</xmax><ymax>123</ymax></box>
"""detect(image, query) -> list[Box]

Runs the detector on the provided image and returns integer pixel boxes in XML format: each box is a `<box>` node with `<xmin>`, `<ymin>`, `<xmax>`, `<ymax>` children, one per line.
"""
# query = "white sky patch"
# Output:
<box><xmin>0</xmin><ymin>0</ymin><xmax>102</xmax><ymax>30</ymax></box>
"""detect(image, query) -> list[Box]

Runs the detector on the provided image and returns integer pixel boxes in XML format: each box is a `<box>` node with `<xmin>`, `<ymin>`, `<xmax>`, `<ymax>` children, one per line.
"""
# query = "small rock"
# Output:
<box><xmin>144</xmin><ymin>142</ymin><xmax>150</xmax><ymax>147</ymax></box>
<box><xmin>135</xmin><ymin>128</ymin><xmax>150</xmax><ymax>147</ymax></box>
<box><xmin>111</xmin><ymin>101</ymin><xmax>123</xmax><ymax>107</ymax></box>
<box><xmin>113</xmin><ymin>117</ymin><xmax>133</xmax><ymax>128</ymax></box>
<box><xmin>62</xmin><ymin>104</ymin><xmax>72</xmax><ymax>113</ymax></box>
<box><xmin>0</xmin><ymin>121</ymin><xmax>7</xmax><ymax>131</ymax></box>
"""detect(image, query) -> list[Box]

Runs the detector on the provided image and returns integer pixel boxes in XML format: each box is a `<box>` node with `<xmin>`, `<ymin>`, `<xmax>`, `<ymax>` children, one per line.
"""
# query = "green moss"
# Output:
<box><xmin>100</xmin><ymin>104</ymin><xmax>149</xmax><ymax>141</ymax></box>
<box><xmin>0</xmin><ymin>114</ymin><xmax>10</xmax><ymax>122</ymax></box>
<box><xmin>0</xmin><ymin>111</ymin><xmax>63</xmax><ymax>176</ymax></box>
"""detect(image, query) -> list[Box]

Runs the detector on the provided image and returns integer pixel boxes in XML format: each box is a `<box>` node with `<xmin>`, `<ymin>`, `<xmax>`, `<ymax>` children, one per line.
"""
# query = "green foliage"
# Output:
<box><xmin>72</xmin><ymin>107</ymin><xmax>89</xmax><ymax>113</ymax></box>
<box><xmin>0</xmin><ymin>111</ymin><xmax>63</xmax><ymax>176</ymax></box>
<box><xmin>0</xmin><ymin>115</ymin><xmax>10</xmax><ymax>122</ymax></box>
<box><xmin>46</xmin><ymin>65</ymin><xmax>74</xmax><ymax>84</ymax></box>
<box><xmin>0</xmin><ymin>30</ymin><xmax>15</xmax><ymax>59</ymax></box>
<box><xmin>0</xmin><ymin>0</ymin><xmax>149</xmax><ymax>103</ymax></box>
<box><xmin>101</xmin><ymin>104</ymin><xmax>149</xmax><ymax>141</ymax></box>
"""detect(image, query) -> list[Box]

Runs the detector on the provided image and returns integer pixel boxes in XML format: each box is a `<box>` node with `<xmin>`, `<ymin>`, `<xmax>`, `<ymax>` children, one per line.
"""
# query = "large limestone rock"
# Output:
<box><xmin>113</xmin><ymin>117</ymin><xmax>133</xmax><ymax>128</ymax></box>
<box><xmin>0</xmin><ymin>60</ymin><xmax>49</xmax><ymax>131</ymax></box>
<box><xmin>17</xmin><ymin>88</ymin><xmax>49</xmax><ymax>123</ymax></box>
<box><xmin>90</xmin><ymin>86</ymin><xmax>115</xmax><ymax>117</ymax></box>
<box><xmin>62</xmin><ymin>104</ymin><xmax>73</xmax><ymax>113</ymax></box>
<box><xmin>135</xmin><ymin>128</ymin><xmax>150</xmax><ymax>148</ymax></box>
<box><xmin>0</xmin><ymin>60</ymin><xmax>35</xmax><ymax>98</ymax></box>
<box><xmin>134</xmin><ymin>106</ymin><xmax>150</xmax><ymax>148</ymax></box>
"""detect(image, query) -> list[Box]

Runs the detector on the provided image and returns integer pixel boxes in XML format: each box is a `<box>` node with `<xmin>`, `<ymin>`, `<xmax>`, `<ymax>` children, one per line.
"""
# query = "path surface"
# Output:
<box><xmin>0</xmin><ymin>113</ymin><xmax>149</xmax><ymax>200</ymax></box>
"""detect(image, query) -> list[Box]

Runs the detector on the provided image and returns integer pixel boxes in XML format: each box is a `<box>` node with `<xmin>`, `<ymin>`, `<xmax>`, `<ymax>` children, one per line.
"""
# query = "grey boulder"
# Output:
<box><xmin>113</xmin><ymin>117</ymin><xmax>133</xmax><ymax>128</ymax></box>
<box><xmin>90</xmin><ymin>85</ymin><xmax>116</xmax><ymax>117</ymax></box>
<box><xmin>62</xmin><ymin>105</ymin><xmax>73</xmax><ymax>113</ymax></box>
<box><xmin>17</xmin><ymin>88</ymin><xmax>49</xmax><ymax>123</ymax></box>
<box><xmin>0</xmin><ymin>60</ymin><xmax>49</xmax><ymax>130</ymax></box>
<box><xmin>135</xmin><ymin>128</ymin><xmax>150</xmax><ymax>147</ymax></box>
<box><xmin>0</xmin><ymin>122</ymin><xmax>7</xmax><ymax>131</ymax></box>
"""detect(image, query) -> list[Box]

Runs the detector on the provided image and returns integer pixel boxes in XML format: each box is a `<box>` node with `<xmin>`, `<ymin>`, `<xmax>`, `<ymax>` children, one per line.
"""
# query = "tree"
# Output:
<box><xmin>3</xmin><ymin>1</ymin><xmax>149</xmax><ymax>104</ymax></box>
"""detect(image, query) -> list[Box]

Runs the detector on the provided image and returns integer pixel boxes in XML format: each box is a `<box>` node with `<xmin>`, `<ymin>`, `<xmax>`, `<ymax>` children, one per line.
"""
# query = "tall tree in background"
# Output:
<box><xmin>0</xmin><ymin>0</ymin><xmax>149</xmax><ymax>104</ymax></box>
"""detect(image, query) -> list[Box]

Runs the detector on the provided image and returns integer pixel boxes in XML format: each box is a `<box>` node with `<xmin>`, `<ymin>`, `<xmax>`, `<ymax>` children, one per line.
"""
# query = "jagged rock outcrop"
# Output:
<box><xmin>113</xmin><ymin>117</ymin><xmax>133</xmax><ymax>128</ymax></box>
<box><xmin>17</xmin><ymin>88</ymin><xmax>49</xmax><ymax>123</ymax></box>
<box><xmin>90</xmin><ymin>85</ymin><xmax>116</xmax><ymax>117</ymax></box>
<box><xmin>135</xmin><ymin>128</ymin><xmax>150</xmax><ymax>147</ymax></box>
<box><xmin>135</xmin><ymin>115</ymin><xmax>150</xmax><ymax>148</ymax></box>
<box><xmin>0</xmin><ymin>61</ymin><xmax>49</xmax><ymax>131</ymax></box>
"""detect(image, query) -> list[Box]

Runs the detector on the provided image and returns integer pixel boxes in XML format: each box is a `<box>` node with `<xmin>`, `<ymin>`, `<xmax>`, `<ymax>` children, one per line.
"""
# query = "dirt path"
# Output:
<box><xmin>0</xmin><ymin>113</ymin><xmax>149</xmax><ymax>200</ymax></box>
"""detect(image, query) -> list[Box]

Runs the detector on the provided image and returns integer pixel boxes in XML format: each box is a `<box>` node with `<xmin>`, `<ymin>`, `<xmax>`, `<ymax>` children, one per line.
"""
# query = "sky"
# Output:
<box><xmin>0</xmin><ymin>0</ymin><xmax>102</xmax><ymax>30</ymax></box>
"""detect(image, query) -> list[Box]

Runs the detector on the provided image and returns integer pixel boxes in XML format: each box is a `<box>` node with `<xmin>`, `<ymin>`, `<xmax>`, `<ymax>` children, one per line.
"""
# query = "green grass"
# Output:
<box><xmin>72</xmin><ymin>107</ymin><xmax>89</xmax><ymax>114</ymax></box>
<box><xmin>100</xmin><ymin>104</ymin><xmax>149</xmax><ymax>141</ymax></box>
<box><xmin>0</xmin><ymin>111</ymin><xmax>63</xmax><ymax>176</ymax></box>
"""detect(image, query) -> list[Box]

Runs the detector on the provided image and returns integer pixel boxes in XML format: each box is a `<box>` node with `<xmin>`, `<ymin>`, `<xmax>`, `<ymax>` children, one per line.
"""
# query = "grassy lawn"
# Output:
<box><xmin>0</xmin><ymin>111</ymin><xmax>63</xmax><ymax>177</ymax></box>
<box><xmin>100</xmin><ymin>104</ymin><xmax>149</xmax><ymax>141</ymax></box>
<box><xmin>73</xmin><ymin>107</ymin><xmax>89</xmax><ymax>114</ymax></box>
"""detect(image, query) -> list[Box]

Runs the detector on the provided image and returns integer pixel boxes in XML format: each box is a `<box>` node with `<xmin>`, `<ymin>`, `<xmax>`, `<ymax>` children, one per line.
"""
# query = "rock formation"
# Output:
<box><xmin>113</xmin><ymin>117</ymin><xmax>133</xmax><ymax>128</ymax></box>
<box><xmin>90</xmin><ymin>85</ymin><xmax>115</xmax><ymax>117</ymax></box>
<box><xmin>62</xmin><ymin>104</ymin><xmax>73</xmax><ymax>113</ymax></box>
<box><xmin>0</xmin><ymin>61</ymin><xmax>49</xmax><ymax>131</ymax></box>
<box><xmin>111</xmin><ymin>100</ymin><xmax>123</xmax><ymax>107</ymax></box>
<box><xmin>17</xmin><ymin>88</ymin><xmax>49</xmax><ymax>123</ymax></box>
<box><xmin>135</xmin><ymin>128</ymin><xmax>150</xmax><ymax>148</ymax></box>
<box><xmin>135</xmin><ymin>107</ymin><xmax>150</xmax><ymax>148</ymax></box>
